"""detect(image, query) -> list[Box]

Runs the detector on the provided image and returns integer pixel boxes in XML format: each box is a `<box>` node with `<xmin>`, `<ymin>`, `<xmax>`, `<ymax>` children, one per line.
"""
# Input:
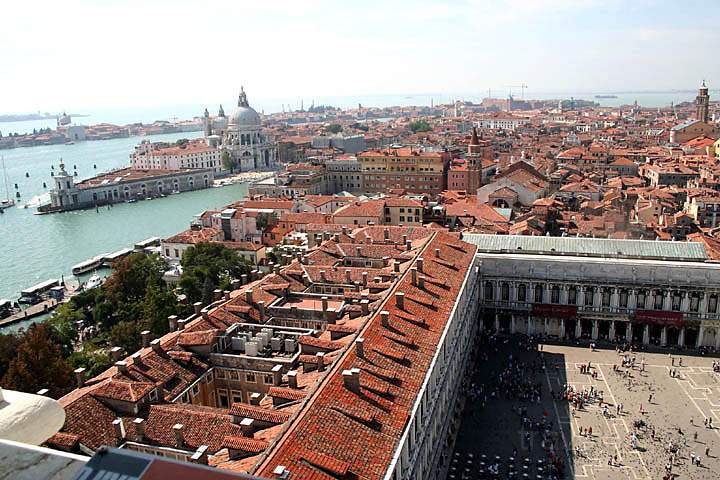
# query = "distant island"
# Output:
<box><xmin>0</xmin><ymin>113</ymin><xmax>89</xmax><ymax>123</ymax></box>
<box><xmin>594</xmin><ymin>94</ymin><xmax>618</xmax><ymax>99</ymax></box>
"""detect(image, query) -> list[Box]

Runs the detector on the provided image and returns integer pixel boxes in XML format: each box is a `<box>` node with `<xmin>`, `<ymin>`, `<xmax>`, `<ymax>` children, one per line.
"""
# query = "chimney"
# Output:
<box><xmin>381</xmin><ymin>310</ymin><xmax>390</xmax><ymax>327</ymax></box>
<box><xmin>345</xmin><ymin>269</ymin><xmax>352</xmax><ymax>283</ymax></box>
<box><xmin>230</xmin><ymin>279</ymin><xmax>241</xmax><ymax>290</ymax></box>
<box><xmin>361</xmin><ymin>299</ymin><xmax>369</xmax><ymax>315</ymax></box>
<box><xmin>244</xmin><ymin>289</ymin><xmax>255</xmax><ymax>304</ymax></box>
<box><xmin>419</xmin><ymin>276</ymin><xmax>426</xmax><ymax>290</ymax></box>
<box><xmin>133</xmin><ymin>418</ymin><xmax>145</xmax><ymax>441</ymax></box>
<box><xmin>74</xmin><ymin>367</ymin><xmax>86</xmax><ymax>388</ymax></box>
<box><xmin>396</xmin><ymin>292</ymin><xmax>405</xmax><ymax>310</ymax></box>
<box><xmin>151</xmin><ymin>338</ymin><xmax>162</xmax><ymax>353</ymax></box>
<box><xmin>274</xmin><ymin>264</ymin><xmax>281</xmax><ymax>274</ymax></box>
<box><xmin>240</xmin><ymin>418</ymin><xmax>255</xmax><ymax>437</ymax></box>
<box><xmin>393</xmin><ymin>260</ymin><xmax>400</xmax><ymax>273</ymax></box>
<box><xmin>112</xmin><ymin>418</ymin><xmax>125</xmax><ymax>441</ymax></box>
<box><xmin>193</xmin><ymin>302</ymin><xmax>202</xmax><ymax>315</ymax></box>
<box><xmin>321</xmin><ymin>296</ymin><xmax>328</xmax><ymax>312</ymax></box>
<box><xmin>258</xmin><ymin>300</ymin><xmax>266</xmax><ymax>322</ymax></box>
<box><xmin>241</xmin><ymin>273</ymin><xmax>248</xmax><ymax>285</ymax></box>
<box><xmin>416</xmin><ymin>257</ymin><xmax>424</xmax><ymax>273</ymax></box>
<box><xmin>324</xmin><ymin>307</ymin><xmax>336</xmax><ymax>323</ymax></box>
<box><xmin>178</xmin><ymin>318</ymin><xmax>189</xmax><ymax>330</ymax></box>
<box><xmin>249</xmin><ymin>392</ymin><xmax>262</xmax><ymax>405</ymax></box>
<box><xmin>405</xmin><ymin>240</ymin><xmax>412</xmax><ymax>251</ymax></box>
<box><xmin>213</xmin><ymin>289</ymin><xmax>223</xmax><ymax>301</ymax></box>
<box><xmin>342</xmin><ymin>368</ymin><xmax>361</xmax><ymax>394</ymax></box>
<box><xmin>191</xmin><ymin>445</ymin><xmax>209</xmax><ymax>465</ymax></box>
<box><xmin>224</xmin><ymin>290</ymin><xmax>231</xmax><ymax>301</ymax></box>
<box><xmin>173</xmin><ymin>424</ymin><xmax>185</xmax><ymax>448</ymax></box>
<box><xmin>131</xmin><ymin>352</ymin><xmax>143</xmax><ymax>367</ymax></box>
<box><xmin>435</xmin><ymin>248</ymin><xmax>441</xmax><ymax>258</ymax></box>
<box><xmin>115</xmin><ymin>361</ymin><xmax>128</xmax><ymax>374</ymax></box>
<box><xmin>273</xmin><ymin>466</ymin><xmax>290</xmax><ymax>479</ymax></box>
<box><xmin>341</xmin><ymin>226</ymin><xmax>347</xmax><ymax>236</ymax></box>
<box><xmin>355</xmin><ymin>246</ymin><xmax>362</xmax><ymax>257</ymax></box>
<box><xmin>287</xmin><ymin>370</ymin><xmax>298</xmax><ymax>389</ymax></box>
<box><xmin>411</xmin><ymin>267</ymin><xmax>417</xmax><ymax>286</ymax></box>
<box><xmin>334</xmin><ymin>233</ymin><xmax>340</xmax><ymax>242</ymax></box>
<box><xmin>168</xmin><ymin>315</ymin><xmax>179</xmax><ymax>331</ymax></box>
<box><xmin>141</xmin><ymin>330</ymin><xmax>152</xmax><ymax>348</ymax></box>
<box><xmin>402</xmin><ymin>234</ymin><xmax>407</xmax><ymax>245</ymax></box>
<box><xmin>320</xmin><ymin>270</ymin><xmax>326</xmax><ymax>282</ymax></box>
<box><xmin>316</xmin><ymin>352</ymin><xmax>326</xmax><ymax>371</ymax></box>
<box><xmin>110</xmin><ymin>346</ymin><xmax>123</xmax><ymax>362</ymax></box>
<box><xmin>362</xmin><ymin>271</ymin><xmax>368</xmax><ymax>286</ymax></box>
<box><xmin>356</xmin><ymin>338</ymin><xmax>365</xmax><ymax>358</ymax></box>
<box><xmin>384</xmin><ymin>228</ymin><xmax>390</xmax><ymax>241</ymax></box>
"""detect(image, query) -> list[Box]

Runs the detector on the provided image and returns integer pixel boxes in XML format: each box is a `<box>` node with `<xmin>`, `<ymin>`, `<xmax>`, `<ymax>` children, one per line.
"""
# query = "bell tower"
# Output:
<box><xmin>695</xmin><ymin>80</ymin><xmax>710</xmax><ymax>123</ymax></box>
<box><xmin>467</xmin><ymin>127</ymin><xmax>490</xmax><ymax>193</ymax></box>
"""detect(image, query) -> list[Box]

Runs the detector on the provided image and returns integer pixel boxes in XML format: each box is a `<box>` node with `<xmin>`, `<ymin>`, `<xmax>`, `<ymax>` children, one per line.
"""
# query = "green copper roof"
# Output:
<box><xmin>462</xmin><ymin>234</ymin><xmax>708</xmax><ymax>262</ymax></box>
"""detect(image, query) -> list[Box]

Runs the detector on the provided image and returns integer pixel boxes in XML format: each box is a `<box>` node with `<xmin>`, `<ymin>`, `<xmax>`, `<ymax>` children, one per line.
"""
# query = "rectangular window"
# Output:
<box><xmin>246</xmin><ymin>372</ymin><xmax>256</xmax><ymax>383</ymax></box>
<box><xmin>218</xmin><ymin>389</ymin><xmax>229</xmax><ymax>408</ymax></box>
<box><xmin>231</xmin><ymin>390</ymin><xmax>243</xmax><ymax>405</ymax></box>
<box><xmin>191</xmin><ymin>385</ymin><xmax>200</xmax><ymax>397</ymax></box>
<box><xmin>518</xmin><ymin>284</ymin><xmax>526</xmax><ymax>302</ymax></box>
<box><xmin>264</xmin><ymin>374</ymin><xmax>274</xmax><ymax>385</ymax></box>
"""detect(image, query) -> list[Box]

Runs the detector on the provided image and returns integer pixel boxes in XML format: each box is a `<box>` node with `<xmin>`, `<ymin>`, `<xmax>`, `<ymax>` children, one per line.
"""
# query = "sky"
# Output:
<box><xmin>1</xmin><ymin>0</ymin><xmax>719</xmax><ymax>114</ymax></box>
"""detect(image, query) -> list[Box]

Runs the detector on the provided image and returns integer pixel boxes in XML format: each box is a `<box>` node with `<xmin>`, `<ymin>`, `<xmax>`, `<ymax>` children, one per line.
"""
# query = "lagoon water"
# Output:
<box><xmin>0</xmin><ymin>131</ymin><xmax>249</xmax><ymax>303</ymax></box>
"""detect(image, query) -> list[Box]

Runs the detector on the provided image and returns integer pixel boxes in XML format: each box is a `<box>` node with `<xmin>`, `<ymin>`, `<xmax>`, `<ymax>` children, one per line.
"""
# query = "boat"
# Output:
<box><xmin>19</xmin><ymin>278</ymin><xmax>60</xmax><ymax>304</ymax></box>
<box><xmin>83</xmin><ymin>273</ymin><xmax>105</xmax><ymax>291</ymax></box>
<box><xmin>0</xmin><ymin>156</ymin><xmax>14</xmax><ymax>211</ymax></box>
<box><xmin>72</xmin><ymin>256</ymin><xmax>105</xmax><ymax>275</ymax></box>
<box><xmin>102</xmin><ymin>247</ymin><xmax>134</xmax><ymax>266</ymax></box>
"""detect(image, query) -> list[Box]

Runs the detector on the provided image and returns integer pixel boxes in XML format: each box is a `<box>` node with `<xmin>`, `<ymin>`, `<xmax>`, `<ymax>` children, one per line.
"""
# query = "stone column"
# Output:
<box><xmin>680</xmin><ymin>292</ymin><xmax>690</xmax><ymax>313</ymax></box>
<box><xmin>609</xmin><ymin>321</ymin><xmax>616</xmax><ymax>341</ymax></box>
<box><xmin>699</xmin><ymin>294</ymin><xmax>708</xmax><ymax>315</ymax></box>
<box><xmin>494</xmin><ymin>313</ymin><xmax>500</xmax><ymax>333</ymax></box>
<box><xmin>544</xmin><ymin>283</ymin><xmax>552</xmax><ymax>305</ymax></box>
<box><xmin>528</xmin><ymin>315</ymin><xmax>535</xmax><ymax>336</ymax></box>
<box><xmin>646</xmin><ymin>290</ymin><xmax>655</xmax><ymax>310</ymax></box>
<box><xmin>627</xmin><ymin>322</ymin><xmax>633</xmax><ymax>342</ymax></box>
<box><xmin>628</xmin><ymin>289</ymin><xmax>637</xmax><ymax>310</ymax></box>
<box><xmin>663</xmin><ymin>290</ymin><xmax>672</xmax><ymax>311</ymax></box>
<box><xmin>610</xmin><ymin>288</ymin><xmax>619</xmax><ymax>309</ymax></box>
<box><xmin>660</xmin><ymin>327</ymin><xmax>667</xmax><ymax>347</ymax></box>
<box><xmin>544</xmin><ymin>318</ymin><xmax>550</xmax><ymax>336</ymax></box>
<box><xmin>715</xmin><ymin>329</ymin><xmax>720</xmax><ymax>351</ymax></box>
<box><xmin>511</xmin><ymin>315</ymin><xmax>516</xmax><ymax>334</ymax></box>
<box><xmin>575</xmin><ymin>320</ymin><xmax>582</xmax><ymax>338</ymax></box>
<box><xmin>560</xmin><ymin>319</ymin><xmax>566</xmax><ymax>339</ymax></box>
<box><xmin>510</xmin><ymin>282</ymin><xmax>517</xmax><ymax>305</ymax></box>
<box><xmin>642</xmin><ymin>324</ymin><xmax>650</xmax><ymax>345</ymax></box>
<box><xmin>592</xmin><ymin>320</ymin><xmax>599</xmax><ymax>340</ymax></box>
<box><xmin>592</xmin><ymin>288</ymin><xmax>601</xmax><ymax>309</ymax></box>
<box><xmin>678</xmin><ymin>327</ymin><xmax>685</xmax><ymax>347</ymax></box>
<box><xmin>579</xmin><ymin>286</ymin><xmax>586</xmax><ymax>307</ymax></box>
<box><xmin>560</xmin><ymin>285</ymin><xmax>569</xmax><ymax>305</ymax></box>
<box><xmin>697</xmin><ymin>326</ymin><xmax>705</xmax><ymax>348</ymax></box>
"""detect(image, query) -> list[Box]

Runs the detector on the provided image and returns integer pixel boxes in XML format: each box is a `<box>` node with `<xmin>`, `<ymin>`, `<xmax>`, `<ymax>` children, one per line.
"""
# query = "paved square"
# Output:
<box><xmin>451</xmin><ymin>336</ymin><xmax>720</xmax><ymax>479</ymax></box>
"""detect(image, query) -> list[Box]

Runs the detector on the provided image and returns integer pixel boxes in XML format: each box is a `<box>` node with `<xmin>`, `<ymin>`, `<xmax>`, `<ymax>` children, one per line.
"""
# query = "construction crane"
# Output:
<box><xmin>506</xmin><ymin>84</ymin><xmax>528</xmax><ymax>100</ymax></box>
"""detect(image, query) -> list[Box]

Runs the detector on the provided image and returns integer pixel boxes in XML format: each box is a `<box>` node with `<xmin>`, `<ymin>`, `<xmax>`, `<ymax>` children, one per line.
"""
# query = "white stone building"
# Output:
<box><xmin>218</xmin><ymin>88</ymin><xmax>278</xmax><ymax>172</ymax></box>
<box><xmin>464</xmin><ymin>233</ymin><xmax>720</xmax><ymax>349</ymax></box>
<box><xmin>130</xmin><ymin>139</ymin><xmax>222</xmax><ymax>172</ymax></box>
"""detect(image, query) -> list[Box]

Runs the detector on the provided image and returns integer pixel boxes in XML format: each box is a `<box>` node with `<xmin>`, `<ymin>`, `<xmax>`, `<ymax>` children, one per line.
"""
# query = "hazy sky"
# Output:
<box><xmin>2</xmin><ymin>0</ymin><xmax>718</xmax><ymax>113</ymax></box>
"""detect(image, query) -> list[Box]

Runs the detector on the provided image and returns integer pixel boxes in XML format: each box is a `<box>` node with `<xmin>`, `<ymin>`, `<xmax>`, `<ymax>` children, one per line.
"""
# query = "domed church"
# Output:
<box><xmin>203</xmin><ymin>87</ymin><xmax>277</xmax><ymax>172</ymax></box>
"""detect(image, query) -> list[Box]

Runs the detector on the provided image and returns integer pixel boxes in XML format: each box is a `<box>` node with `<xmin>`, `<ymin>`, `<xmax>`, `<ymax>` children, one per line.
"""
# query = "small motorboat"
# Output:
<box><xmin>83</xmin><ymin>273</ymin><xmax>105</xmax><ymax>291</ymax></box>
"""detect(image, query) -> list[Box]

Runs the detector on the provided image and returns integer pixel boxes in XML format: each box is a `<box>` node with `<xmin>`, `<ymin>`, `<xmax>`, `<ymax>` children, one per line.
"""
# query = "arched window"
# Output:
<box><xmin>501</xmin><ymin>283</ymin><xmax>510</xmax><ymax>301</ymax></box>
<box><xmin>517</xmin><ymin>283</ymin><xmax>527</xmax><ymax>302</ymax></box>
<box><xmin>568</xmin><ymin>287</ymin><xmax>577</xmax><ymax>305</ymax></box>
<box><xmin>484</xmin><ymin>281</ymin><xmax>494</xmax><ymax>301</ymax></box>
<box><xmin>534</xmin><ymin>284</ymin><xmax>544</xmax><ymax>303</ymax></box>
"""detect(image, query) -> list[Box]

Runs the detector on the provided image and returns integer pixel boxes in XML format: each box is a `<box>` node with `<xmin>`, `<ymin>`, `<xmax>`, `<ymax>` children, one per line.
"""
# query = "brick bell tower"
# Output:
<box><xmin>466</xmin><ymin>127</ymin><xmax>492</xmax><ymax>193</ymax></box>
<box><xmin>695</xmin><ymin>80</ymin><xmax>710</xmax><ymax>123</ymax></box>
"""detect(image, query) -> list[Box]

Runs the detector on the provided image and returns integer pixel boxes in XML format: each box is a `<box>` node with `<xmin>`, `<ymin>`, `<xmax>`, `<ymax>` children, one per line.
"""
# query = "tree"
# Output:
<box><xmin>180</xmin><ymin>242</ymin><xmax>252</xmax><ymax>303</ymax></box>
<box><xmin>2</xmin><ymin>324</ymin><xmax>72</xmax><ymax>398</ymax></box>
<box><xmin>408</xmin><ymin>120</ymin><xmax>432</xmax><ymax>133</ymax></box>
<box><xmin>0</xmin><ymin>333</ymin><xmax>20</xmax><ymax>379</ymax></box>
<box><xmin>46</xmin><ymin>303</ymin><xmax>83</xmax><ymax>357</ymax></box>
<box><xmin>325</xmin><ymin>124</ymin><xmax>343</xmax><ymax>134</ymax></box>
<box><xmin>67</xmin><ymin>344</ymin><xmax>111</xmax><ymax>379</ymax></box>
<box><xmin>221</xmin><ymin>150</ymin><xmax>238</xmax><ymax>173</ymax></box>
<box><xmin>175</xmin><ymin>138</ymin><xmax>189</xmax><ymax>147</ymax></box>
<box><xmin>104</xmin><ymin>253</ymin><xmax>166</xmax><ymax>306</ymax></box>
<box><xmin>141</xmin><ymin>280</ymin><xmax>177</xmax><ymax>335</ymax></box>
<box><xmin>109</xmin><ymin>320</ymin><xmax>142</xmax><ymax>355</ymax></box>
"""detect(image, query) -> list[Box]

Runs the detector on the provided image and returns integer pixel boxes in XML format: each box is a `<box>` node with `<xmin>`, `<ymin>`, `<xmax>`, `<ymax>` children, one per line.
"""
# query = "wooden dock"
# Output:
<box><xmin>0</xmin><ymin>299</ymin><xmax>59</xmax><ymax>328</ymax></box>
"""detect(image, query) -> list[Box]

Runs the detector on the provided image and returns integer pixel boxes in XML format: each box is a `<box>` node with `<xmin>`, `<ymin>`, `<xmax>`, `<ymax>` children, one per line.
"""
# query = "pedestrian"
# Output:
<box><xmin>649</xmin><ymin>393</ymin><xmax>653</xmax><ymax>403</ymax></box>
<box><xmin>705</xmin><ymin>446</ymin><xmax>710</xmax><ymax>457</ymax></box>
<box><xmin>691</xmin><ymin>452</ymin><xmax>696</xmax><ymax>464</ymax></box>
<box><xmin>694</xmin><ymin>431</ymin><xmax>698</xmax><ymax>442</ymax></box>
<box><xmin>588</xmin><ymin>426</ymin><xmax>592</xmax><ymax>436</ymax></box>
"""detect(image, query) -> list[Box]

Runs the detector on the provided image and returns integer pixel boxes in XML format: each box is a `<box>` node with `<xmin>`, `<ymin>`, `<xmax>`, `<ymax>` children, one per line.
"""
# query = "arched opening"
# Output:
<box><xmin>492</xmin><ymin>198</ymin><xmax>509</xmax><ymax>208</ymax></box>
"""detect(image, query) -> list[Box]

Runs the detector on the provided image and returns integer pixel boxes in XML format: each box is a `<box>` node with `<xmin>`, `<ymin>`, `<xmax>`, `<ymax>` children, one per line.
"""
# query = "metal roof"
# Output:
<box><xmin>462</xmin><ymin>234</ymin><xmax>709</xmax><ymax>262</ymax></box>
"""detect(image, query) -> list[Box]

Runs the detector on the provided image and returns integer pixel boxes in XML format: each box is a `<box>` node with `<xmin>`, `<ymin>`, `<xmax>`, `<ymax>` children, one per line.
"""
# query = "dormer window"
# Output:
<box><xmin>149</xmin><ymin>389</ymin><xmax>158</xmax><ymax>402</ymax></box>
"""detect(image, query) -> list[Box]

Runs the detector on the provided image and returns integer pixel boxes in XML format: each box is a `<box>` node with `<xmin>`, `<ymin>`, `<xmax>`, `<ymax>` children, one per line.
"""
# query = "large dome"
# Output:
<box><xmin>229</xmin><ymin>87</ymin><xmax>261</xmax><ymax>127</ymax></box>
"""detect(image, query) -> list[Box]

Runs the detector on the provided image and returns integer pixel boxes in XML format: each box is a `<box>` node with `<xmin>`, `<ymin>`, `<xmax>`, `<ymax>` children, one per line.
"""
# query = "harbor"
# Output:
<box><xmin>0</xmin><ymin>131</ymin><xmax>254</xmax><ymax>314</ymax></box>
